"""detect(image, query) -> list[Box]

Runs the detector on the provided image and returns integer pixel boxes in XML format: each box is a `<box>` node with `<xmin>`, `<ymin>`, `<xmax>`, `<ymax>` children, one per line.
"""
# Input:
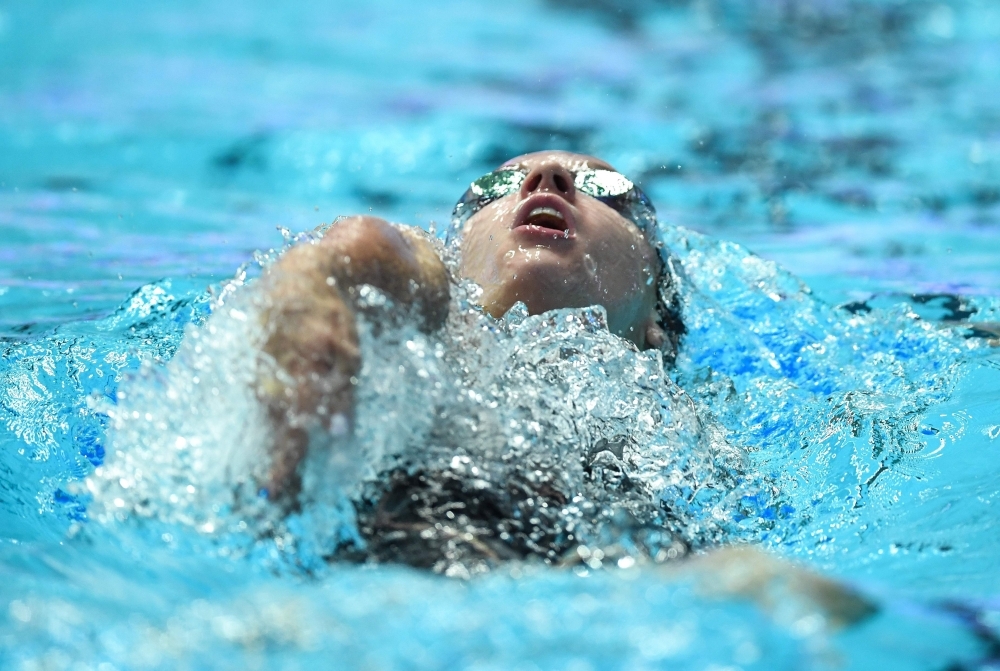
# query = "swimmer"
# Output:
<box><xmin>256</xmin><ymin>150</ymin><xmax>682</xmax><ymax>499</ymax></box>
<box><xmin>253</xmin><ymin>149</ymin><xmax>875</xmax><ymax>626</ymax></box>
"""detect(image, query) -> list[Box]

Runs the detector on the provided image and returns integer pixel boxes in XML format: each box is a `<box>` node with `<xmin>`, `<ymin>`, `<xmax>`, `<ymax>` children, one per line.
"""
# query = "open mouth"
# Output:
<box><xmin>513</xmin><ymin>194</ymin><xmax>576</xmax><ymax>238</ymax></box>
<box><xmin>523</xmin><ymin>206</ymin><xmax>568</xmax><ymax>232</ymax></box>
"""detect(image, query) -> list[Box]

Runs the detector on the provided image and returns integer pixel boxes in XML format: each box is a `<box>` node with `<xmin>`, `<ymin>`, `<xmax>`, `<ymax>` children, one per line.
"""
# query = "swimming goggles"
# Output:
<box><xmin>447</xmin><ymin>167</ymin><xmax>658</xmax><ymax>244</ymax></box>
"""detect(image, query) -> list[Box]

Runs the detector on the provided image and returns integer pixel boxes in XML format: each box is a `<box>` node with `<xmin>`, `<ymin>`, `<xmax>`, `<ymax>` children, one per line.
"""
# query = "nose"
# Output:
<box><xmin>519</xmin><ymin>162</ymin><xmax>576</xmax><ymax>202</ymax></box>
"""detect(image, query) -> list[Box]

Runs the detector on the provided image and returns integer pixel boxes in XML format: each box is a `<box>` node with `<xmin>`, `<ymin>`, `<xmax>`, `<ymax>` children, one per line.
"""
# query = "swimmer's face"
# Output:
<box><xmin>458</xmin><ymin>151</ymin><xmax>662</xmax><ymax>348</ymax></box>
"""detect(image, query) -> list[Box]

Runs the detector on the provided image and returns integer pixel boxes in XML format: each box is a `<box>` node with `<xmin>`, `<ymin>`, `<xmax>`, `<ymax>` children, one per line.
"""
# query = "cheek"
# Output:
<box><xmin>458</xmin><ymin>201</ymin><xmax>516</xmax><ymax>280</ymax></box>
<box><xmin>459</xmin><ymin>231</ymin><xmax>494</xmax><ymax>284</ymax></box>
<box><xmin>588</xmin><ymin>231</ymin><xmax>658</xmax><ymax>299</ymax></box>
<box><xmin>590</xmin><ymin>232</ymin><xmax>644</xmax><ymax>276</ymax></box>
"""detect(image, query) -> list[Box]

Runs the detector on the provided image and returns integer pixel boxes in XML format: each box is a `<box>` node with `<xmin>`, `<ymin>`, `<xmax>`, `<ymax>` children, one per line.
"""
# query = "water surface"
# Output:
<box><xmin>2</xmin><ymin>1</ymin><xmax>1000</xmax><ymax>668</ymax></box>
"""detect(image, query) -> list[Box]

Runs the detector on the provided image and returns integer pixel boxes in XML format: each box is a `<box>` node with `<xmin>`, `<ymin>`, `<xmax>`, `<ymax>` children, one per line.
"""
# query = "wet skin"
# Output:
<box><xmin>459</xmin><ymin>151</ymin><xmax>663</xmax><ymax>349</ymax></box>
<box><xmin>257</xmin><ymin>151</ymin><xmax>663</xmax><ymax>497</ymax></box>
<box><xmin>251</xmin><ymin>159</ymin><xmax>887</xmax><ymax>617</ymax></box>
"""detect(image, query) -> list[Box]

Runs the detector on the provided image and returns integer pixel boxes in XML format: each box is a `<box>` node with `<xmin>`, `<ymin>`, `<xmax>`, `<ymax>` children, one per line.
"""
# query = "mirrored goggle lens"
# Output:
<box><xmin>459</xmin><ymin>169</ymin><xmax>525</xmax><ymax>213</ymax></box>
<box><xmin>578</xmin><ymin>170</ymin><xmax>657</xmax><ymax>236</ymax></box>
<box><xmin>574</xmin><ymin>169</ymin><xmax>634</xmax><ymax>198</ymax></box>
<box><xmin>472</xmin><ymin>168</ymin><xmax>526</xmax><ymax>198</ymax></box>
<box><xmin>448</xmin><ymin>169</ymin><xmax>525</xmax><ymax>241</ymax></box>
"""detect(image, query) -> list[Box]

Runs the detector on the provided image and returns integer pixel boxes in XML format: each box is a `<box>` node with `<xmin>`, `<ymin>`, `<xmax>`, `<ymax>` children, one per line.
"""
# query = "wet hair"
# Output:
<box><xmin>651</xmin><ymin>245</ymin><xmax>686</xmax><ymax>366</ymax></box>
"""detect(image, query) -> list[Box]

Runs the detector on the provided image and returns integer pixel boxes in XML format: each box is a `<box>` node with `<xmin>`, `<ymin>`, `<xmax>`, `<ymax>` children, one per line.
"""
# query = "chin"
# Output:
<box><xmin>499</xmin><ymin>244</ymin><xmax>578</xmax><ymax>274</ymax></box>
<box><xmin>503</xmin><ymin>250</ymin><xmax>569</xmax><ymax>281</ymax></box>
<box><xmin>496</xmin><ymin>275</ymin><xmax>592</xmax><ymax>319</ymax></box>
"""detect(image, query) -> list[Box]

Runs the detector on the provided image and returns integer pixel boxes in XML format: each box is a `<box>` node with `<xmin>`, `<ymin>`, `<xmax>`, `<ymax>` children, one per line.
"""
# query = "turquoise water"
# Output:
<box><xmin>2</xmin><ymin>0</ymin><xmax>1000</xmax><ymax>668</ymax></box>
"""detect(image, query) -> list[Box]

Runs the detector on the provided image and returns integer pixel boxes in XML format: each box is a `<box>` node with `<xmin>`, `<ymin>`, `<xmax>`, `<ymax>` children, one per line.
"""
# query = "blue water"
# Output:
<box><xmin>3</xmin><ymin>0</ymin><xmax>1000</xmax><ymax>668</ymax></box>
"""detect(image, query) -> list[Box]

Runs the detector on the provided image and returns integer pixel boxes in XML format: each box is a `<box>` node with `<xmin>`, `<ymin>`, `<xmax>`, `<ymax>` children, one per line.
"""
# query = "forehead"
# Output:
<box><xmin>499</xmin><ymin>151</ymin><xmax>616</xmax><ymax>173</ymax></box>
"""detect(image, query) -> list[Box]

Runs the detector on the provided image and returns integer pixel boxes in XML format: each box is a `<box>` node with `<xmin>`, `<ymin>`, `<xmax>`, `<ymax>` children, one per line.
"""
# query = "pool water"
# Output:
<box><xmin>2</xmin><ymin>0</ymin><xmax>1000</xmax><ymax>669</ymax></box>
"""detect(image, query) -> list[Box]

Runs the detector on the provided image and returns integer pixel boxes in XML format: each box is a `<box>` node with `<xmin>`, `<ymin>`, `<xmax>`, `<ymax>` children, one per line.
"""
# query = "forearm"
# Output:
<box><xmin>254</xmin><ymin>216</ymin><xmax>450</xmax><ymax>499</ymax></box>
<box><xmin>258</xmin><ymin>240</ymin><xmax>361</xmax><ymax>401</ymax></box>
<box><xmin>260</xmin><ymin>216</ymin><xmax>450</xmax><ymax>388</ymax></box>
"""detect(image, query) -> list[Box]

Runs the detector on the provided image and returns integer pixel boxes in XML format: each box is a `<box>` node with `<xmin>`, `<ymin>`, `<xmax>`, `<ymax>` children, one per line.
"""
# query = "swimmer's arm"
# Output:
<box><xmin>307</xmin><ymin>215</ymin><xmax>451</xmax><ymax>330</ymax></box>
<box><xmin>265</xmin><ymin>215</ymin><xmax>451</xmax><ymax>330</ymax></box>
<box><xmin>256</xmin><ymin>216</ymin><xmax>450</xmax><ymax>499</ymax></box>
<box><xmin>662</xmin><ymin>545</ymin><xmax>877</xmax><ymax>629</ymax></box>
